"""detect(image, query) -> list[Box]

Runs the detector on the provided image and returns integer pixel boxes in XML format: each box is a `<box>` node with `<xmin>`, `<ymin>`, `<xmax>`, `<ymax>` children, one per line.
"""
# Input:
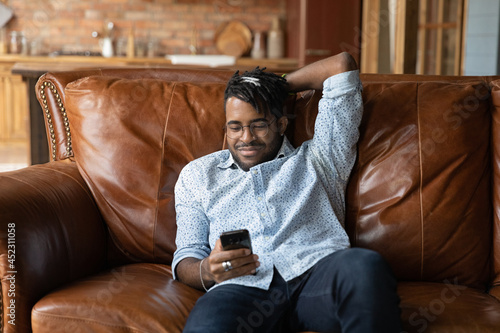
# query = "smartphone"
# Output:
<box><xmin>220</xmin><ymin>229</ymin><xmax>253</xmax><ymax>253</ymax></box>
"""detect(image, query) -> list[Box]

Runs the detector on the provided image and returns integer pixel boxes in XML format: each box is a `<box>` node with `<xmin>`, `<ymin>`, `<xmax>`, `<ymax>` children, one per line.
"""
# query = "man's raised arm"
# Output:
<box><xmin>285</xmin><ymin>52</ymin><xmax>358</xmax><ymax>92</ymax></box>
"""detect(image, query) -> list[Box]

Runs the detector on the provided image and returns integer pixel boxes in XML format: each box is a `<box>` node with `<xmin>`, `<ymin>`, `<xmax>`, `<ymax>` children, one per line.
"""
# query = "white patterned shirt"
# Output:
<box><xmin>172</xmin><ymin>70</ymin><xmax>363</xmax><ymax>290</ymax></box>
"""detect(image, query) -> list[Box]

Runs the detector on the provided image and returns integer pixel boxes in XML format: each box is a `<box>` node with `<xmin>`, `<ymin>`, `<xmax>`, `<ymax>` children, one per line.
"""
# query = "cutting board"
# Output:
<box><xmin>215</xmin><ymin>20</ymin><xmax>252</xmax><ymax>58</ymax></box>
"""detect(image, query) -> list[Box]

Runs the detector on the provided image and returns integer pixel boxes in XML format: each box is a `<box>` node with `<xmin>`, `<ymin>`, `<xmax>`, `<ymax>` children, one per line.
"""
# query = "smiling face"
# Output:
<box><xmin>225</xmin><ymin>97</ymin><xmax>288</xmax><ymax>171</ymax></box>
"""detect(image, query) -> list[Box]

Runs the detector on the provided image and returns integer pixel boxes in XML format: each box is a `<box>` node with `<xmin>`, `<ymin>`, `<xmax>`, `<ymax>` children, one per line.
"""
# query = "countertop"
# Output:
<box><xmin>2</xmin><ymin>54</ymin><xmax>299</xmax><ymax>76</ymax></box>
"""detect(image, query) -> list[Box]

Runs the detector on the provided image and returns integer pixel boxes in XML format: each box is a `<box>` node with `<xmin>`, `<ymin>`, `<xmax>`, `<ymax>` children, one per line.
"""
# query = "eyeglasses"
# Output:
<box><xmin>224</xmin><ymin>118</ymin><xmax>277</xmax><ymax>139</ymax></box>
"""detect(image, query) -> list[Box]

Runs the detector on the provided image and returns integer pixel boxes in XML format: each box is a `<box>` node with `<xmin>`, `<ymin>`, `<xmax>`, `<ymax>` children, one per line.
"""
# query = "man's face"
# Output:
<box><xmin>225</xmin><ymin>97</ymin><xmax>287</xmax><ymax>171</ymax></box>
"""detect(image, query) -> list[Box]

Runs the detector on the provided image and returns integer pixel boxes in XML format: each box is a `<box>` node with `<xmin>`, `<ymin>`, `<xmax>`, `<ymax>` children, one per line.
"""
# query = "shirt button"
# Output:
<box><xmin>261</xmin><ymin>213</ymin><xmax>266</xmax><ymax>217</ymax></box>
<box><xmin>253</xmin><ymin>170</ymin><xmax>258</xmax><ymax>175</ymax></box>
<box><xmin>265</xmin><ymin>236</ymin><xmax>270</xmax><ymax>240</ymax></box>
<box><xmin>257</xmin><ymin>196</ymin><xmax>262</xmax><ymax>201</ymax></box>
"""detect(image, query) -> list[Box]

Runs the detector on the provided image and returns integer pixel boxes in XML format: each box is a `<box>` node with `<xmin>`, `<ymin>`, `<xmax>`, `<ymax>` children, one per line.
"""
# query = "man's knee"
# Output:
<box><xmin>335</xmin><ymin>247</ymin><xmax>385</xmax><ymax>264</ymax></box>
<box><xmin>333</xmin><ymin>248</ymin><xmax>395</xmax><ymax>283</ymax></box>
<box><xmin>351</xmin><ymin>248</ymin><xmax>388</xmax><ymax>268</ymax></box>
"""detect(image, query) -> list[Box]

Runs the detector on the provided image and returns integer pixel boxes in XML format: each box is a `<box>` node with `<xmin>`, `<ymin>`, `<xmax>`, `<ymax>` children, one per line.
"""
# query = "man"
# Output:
<box><xmin>172</xmin><ymin>52</ymin><xmax>401</xmax><ymax>332</ymax></box>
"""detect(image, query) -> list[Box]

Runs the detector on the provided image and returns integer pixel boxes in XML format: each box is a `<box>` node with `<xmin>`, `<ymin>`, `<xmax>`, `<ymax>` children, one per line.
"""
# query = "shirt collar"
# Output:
<box><xmin>218</xmin><ymin>136</ymin><xmax>294</xmax><ymax>170</ymax></box>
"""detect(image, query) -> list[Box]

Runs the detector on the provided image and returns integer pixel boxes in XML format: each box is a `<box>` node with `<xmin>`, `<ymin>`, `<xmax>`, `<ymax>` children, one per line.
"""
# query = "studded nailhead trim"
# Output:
<box><xmin>40</xmin><ymin>81</ymin><xmax>72</xmax><ymax>161</ymax></box>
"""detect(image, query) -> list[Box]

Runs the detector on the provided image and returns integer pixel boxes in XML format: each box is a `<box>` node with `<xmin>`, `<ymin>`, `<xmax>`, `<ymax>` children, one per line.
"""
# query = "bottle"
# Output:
<box><xmin>126</xmin><ymin>27</ymin><xmax>135</xmax><ymax>58</ymax></box>
<box><xmin>267</xmin><ymin>17</ymin><xmax>284</xmax><ymax>59</ymax></box>
<box><xmin>100</xmin><ymin>37</ymin><xmax>114</xmax><ymax>57</ymax></box>
<box><xmin>251</xmin><ymin>31</ymin><xmax>266</xmax><ymax>59</ymax></box>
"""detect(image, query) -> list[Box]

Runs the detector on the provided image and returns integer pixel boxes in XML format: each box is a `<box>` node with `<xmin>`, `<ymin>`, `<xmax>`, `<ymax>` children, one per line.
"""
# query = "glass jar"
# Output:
<box><xmin>9</xmin><ymin>31</ymin><xmax>25</xmax><ymax>55</ymax></box>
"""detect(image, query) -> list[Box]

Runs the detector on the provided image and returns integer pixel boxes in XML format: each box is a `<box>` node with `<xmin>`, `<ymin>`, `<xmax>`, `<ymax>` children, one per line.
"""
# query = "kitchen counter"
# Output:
<box><xmin>3</xmin><ymin>55</ymin><xmax>298</xmax><ymax>165</ymax></box>
<box><xmin>2</xmin><ymin>54</ymin><xmax>299</xmax><ymax>72</ymax></box>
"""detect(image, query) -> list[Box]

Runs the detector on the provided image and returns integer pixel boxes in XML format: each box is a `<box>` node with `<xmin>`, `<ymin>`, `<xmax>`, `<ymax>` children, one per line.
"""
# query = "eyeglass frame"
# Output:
<box><xmin>224</xmin><ymin>117</ymin><xmax>278</xmax><ymax>139</ymax></box>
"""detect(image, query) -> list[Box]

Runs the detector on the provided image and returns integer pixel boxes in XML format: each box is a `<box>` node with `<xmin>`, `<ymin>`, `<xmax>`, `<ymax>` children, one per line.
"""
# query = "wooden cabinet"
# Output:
<box><xmin>0</xmin><ymin>64</ymin><xmax>28</xmax><ymax>143</ymax></box>
<box><xmin>286</xmin><ymin>0</ymin><xmax>362</xmax><ymax>67</ymax></box>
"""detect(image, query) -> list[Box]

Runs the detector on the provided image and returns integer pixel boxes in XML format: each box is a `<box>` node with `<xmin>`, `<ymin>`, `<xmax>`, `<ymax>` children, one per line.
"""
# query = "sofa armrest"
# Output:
<box><xmin>0</xmin><ymin>161</ymin><xmax>107</xmax><ymax>332</ymax></box>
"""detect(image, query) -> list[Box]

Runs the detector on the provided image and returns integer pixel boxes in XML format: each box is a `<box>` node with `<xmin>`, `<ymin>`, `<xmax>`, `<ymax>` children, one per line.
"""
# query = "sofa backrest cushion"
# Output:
<box><xmin>65</xmin><ymin>76</ymin><xmax>227</xmax><ymax>263</ymax></box>
<box><xmin>283</xmin><ymin>77</ymin><xmax>493</xmax><ymax>289</ymax></box>
<box><xmin>36</xmin><ymin>68</ymin><xmax>234</xmax><ymax>162</ymax></box>
<box><xmin>346</xmin><ymin>79</ymin><xmax>492</xmax><ymax>289</ymax></box>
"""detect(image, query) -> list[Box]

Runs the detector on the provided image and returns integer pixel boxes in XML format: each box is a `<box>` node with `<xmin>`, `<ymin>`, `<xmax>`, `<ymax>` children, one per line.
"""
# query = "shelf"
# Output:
<box><xmin>1</xmin><ymin>55</ymin><xmax>298</xmax><ymax>73</ymax></box>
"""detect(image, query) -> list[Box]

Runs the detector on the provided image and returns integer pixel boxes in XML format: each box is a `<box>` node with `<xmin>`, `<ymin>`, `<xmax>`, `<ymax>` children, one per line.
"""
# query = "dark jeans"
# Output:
<box><xmin>183</xmin><ymin>248</ymin><xmax>402</xmax><ymax>333</ymax></box>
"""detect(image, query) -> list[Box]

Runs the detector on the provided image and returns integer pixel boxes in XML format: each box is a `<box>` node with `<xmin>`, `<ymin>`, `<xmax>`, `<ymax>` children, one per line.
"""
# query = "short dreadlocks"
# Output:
<box><xmin>224</xmin><ymin>67</ymin><xmax>289</xmax><ymax>118</ymax></box>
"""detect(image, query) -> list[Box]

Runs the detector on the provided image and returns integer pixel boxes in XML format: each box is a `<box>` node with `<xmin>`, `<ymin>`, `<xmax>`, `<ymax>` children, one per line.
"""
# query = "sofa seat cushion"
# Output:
<box><xmin>31</xmin><ymin>263</ymin><xmax>203</xmax><ymax>333</ymax></box>
<box><xmin>399</xmin><ymin>282</ymin><xmax>500</xmax><ymax>333</ymax></box>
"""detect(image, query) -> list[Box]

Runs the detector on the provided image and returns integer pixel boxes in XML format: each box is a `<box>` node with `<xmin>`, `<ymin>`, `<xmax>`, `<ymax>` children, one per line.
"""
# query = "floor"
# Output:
<box><xmin>0</xmin><ymin>142</ymin><xmax>29</xmax><ymax>172</ymax></box>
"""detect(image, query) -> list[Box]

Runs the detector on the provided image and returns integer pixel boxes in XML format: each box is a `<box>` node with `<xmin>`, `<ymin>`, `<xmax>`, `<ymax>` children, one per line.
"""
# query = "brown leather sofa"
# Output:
<box><xmin>1</xmin><ymin>66</ymin><xmax>500</xmax><ymax>332</ymax></box>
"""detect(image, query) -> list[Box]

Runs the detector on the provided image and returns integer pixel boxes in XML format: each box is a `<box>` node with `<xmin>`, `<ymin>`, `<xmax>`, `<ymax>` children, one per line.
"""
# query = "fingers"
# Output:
<box><xmin>214</xmin><ymin>238</ymin><xmax>223</xmax><ymax>252</ymax></box>
<box><xmin>207</xmin><ymin>250</ymin><xmax>260</xmax><ymax>283</ymax></box>
<box><xmin>215</xmin><ymin>255</ymin><xmax>260</xmax><ymax>282</ymax></box>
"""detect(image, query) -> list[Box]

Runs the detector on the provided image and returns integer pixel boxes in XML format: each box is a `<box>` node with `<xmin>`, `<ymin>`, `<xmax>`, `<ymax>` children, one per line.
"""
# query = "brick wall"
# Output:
<box><xmin>3</xmin><ymin>0</ymin><xmax>285</xmax><ymax>56</ymax></box>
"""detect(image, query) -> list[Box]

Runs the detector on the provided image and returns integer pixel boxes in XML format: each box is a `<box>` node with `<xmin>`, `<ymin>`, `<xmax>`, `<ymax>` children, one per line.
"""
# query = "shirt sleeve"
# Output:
<box><xmin>171</xmin><ymin>162</ymin><xmax>211</xmax><ymax>280</ymax></box>
<box><xmin>310</xmin><ymin>69</ymin><xmax>363</xmax><ymax>182</ymax></box>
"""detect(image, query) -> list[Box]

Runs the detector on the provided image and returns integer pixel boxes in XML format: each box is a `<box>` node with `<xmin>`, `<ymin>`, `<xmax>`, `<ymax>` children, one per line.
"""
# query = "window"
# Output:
<box><xmin>417</xmin><ymin>0</ymin><xmax>466</xmax><ymax>75</ymax></box>
<box><xmin>361</xmin><ymin>0</ymin><xmax>467</xmax><ymax>75</ymax></box>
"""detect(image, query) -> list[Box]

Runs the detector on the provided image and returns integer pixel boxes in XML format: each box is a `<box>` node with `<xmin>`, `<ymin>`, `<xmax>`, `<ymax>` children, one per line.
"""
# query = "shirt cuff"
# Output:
<box><xmin>322</xmin><ymin>69</ymin><xmax>361</xmax><ymax>99</ymax></box>
<box><xmin>171</xmin><ymin>248</ymin><xmax>209</xmax><ymax>280</ymax></box>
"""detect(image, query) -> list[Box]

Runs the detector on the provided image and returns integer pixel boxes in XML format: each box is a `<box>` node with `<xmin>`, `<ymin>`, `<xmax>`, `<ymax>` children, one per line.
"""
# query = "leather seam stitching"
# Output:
<box><xmin>152</xmin><ymin>81</ymin><xmax>177</xmax><ymax>261</ymax></box>
<box><xmin>416</xmin><ymin>82</ymin><xmax>425</xmax><ymax>280</ymax></box>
